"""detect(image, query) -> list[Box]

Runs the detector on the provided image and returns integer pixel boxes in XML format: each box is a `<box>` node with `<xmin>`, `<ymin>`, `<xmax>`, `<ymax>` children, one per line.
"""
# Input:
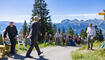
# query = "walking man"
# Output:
<box><xmin>87</xmin><ymin>23</ymin><xmax>96</xmax><ymax>50</ymax></box>
<box><xmin>4</xmin><ymin>21</ymin><xmax>18</xmax><ymax>55</ymax></box>
<box><xmin>26</xmin><ymin>16</ymin><xmax>43</xmax><ymax>58</ymax></box>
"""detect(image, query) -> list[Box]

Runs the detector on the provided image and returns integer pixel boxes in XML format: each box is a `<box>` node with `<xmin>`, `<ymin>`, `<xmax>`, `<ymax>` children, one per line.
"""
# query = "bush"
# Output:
<box><xmin>0</xmin><ymin>34</ymin><xmax>3</xmax><ymax>45</ymax></box>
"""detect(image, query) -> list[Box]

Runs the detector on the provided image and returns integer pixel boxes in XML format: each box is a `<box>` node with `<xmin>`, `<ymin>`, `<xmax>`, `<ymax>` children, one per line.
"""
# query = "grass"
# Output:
<box><xmin>71</xmin><ymin>41</ymin><xmax>105</xmax><ymax>60</ymax></box>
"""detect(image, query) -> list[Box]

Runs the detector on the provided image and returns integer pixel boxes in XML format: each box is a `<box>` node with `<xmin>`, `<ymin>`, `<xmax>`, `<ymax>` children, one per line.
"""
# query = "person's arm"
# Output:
<box><xmin>14</xmin><ymin>26</ymin><xmax>18</xmax><ymax>40</ymax></box>
<box><xmin>4</xmin><ymin>27</ymin><xmax>8</xmax><ymax>38</ymax></box>
<box><xmin>15</xmin><ymin>26</ymin><xmax>18</xmax><ymax>36</ymax></box>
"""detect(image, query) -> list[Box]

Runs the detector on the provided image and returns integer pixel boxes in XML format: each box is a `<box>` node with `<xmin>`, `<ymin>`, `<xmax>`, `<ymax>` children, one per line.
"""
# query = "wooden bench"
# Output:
<box><xmin>0</xmin><ymin>45</ymin><xmax>5</xmax><ymax>58</ymax></box>
<box><xmin>5</xmin><ymin>44</ymin><xmax>11</xmax><ymax>54</ymax></box>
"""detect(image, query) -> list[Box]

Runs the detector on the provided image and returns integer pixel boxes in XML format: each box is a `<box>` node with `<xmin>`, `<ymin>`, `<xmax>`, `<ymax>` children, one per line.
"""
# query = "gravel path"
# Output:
<box><xmin>2</xmin><ymin>46</ymin><xmax>80</xmax><ymax>60</ymax></box>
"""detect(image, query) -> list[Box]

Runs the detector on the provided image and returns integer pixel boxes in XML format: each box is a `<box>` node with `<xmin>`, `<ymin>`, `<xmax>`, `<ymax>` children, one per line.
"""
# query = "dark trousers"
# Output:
<box><xmin>87</xmin><ymin>36</ymin><xmax>94</xmax><ymax>49</ymax></box>
<box><xmin>10</xmin><ymin>38</ymin><xmax>16</xmax><ymax>54</ymax></box>
<box><xmin>26</xmin><ymin>38</ymin><xmax>41</xmax><ymax>56</ymax></box>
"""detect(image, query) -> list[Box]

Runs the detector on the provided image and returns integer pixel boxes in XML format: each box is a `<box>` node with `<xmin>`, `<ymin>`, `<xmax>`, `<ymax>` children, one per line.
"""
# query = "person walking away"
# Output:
<box><xmin>26</xmin><ymin>16</ymin><xmax>43</xmax><ymax>58</ymax></box>
<box><xmin>4</xmin><ymin>21</ymin><xmax>18</xmax><ymax>55</ymax></box>
<box><xmin>87</xmin><ymin>23</ymin><xmax>96</xmax><ymax>50</ymax></box>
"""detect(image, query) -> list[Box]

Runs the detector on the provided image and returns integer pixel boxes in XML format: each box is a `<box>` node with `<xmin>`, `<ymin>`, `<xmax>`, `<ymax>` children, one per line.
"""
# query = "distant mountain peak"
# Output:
<box><xmin>61</xmin><ymin>19</ymin><xmax>70</xmax><ymax>23</ymax></box>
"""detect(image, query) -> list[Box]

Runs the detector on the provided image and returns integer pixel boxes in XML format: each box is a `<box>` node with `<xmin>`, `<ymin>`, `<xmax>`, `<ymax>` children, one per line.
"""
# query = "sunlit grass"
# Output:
<box><xmin>71</xmin><ymin>41</ymin><xmax>105</xmax><ymax>60</ymax></box>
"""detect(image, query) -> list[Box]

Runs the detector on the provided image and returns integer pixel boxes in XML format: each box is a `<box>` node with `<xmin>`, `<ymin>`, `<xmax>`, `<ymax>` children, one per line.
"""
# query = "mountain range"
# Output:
<box><xmin>0</xmin><ymin>19</ymin><xmax>105</xmax><ymax>35</ymax></box>
<box><xmin>55</xmin><ymin>19</ymin><xmax>105</xmax><ymax>34</ymax></box>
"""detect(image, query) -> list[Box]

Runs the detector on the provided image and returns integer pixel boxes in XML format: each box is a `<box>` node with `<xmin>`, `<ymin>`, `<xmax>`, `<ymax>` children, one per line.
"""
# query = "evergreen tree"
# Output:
<box><xmin>0</xmin><ymin>35</ymin><xmax>3</xmax><ymax>45</ymax></box>
<box><xmin>23</xmin><ymin>20</ymin><xmax>29</xmax><ymax>37</ymax></box>
<box><xmin>53</xmin><ymin>24</ymin><xmax>56</xmax><ymax>34</ymax></box>
<box><xmin>94</xmin><ymin>25</ymin><xmax>104</xmax><ymax>41</ymax></box>
<box><xmin>68</xmin><ymin>27</ymin><xmax>74</xmax><ymax>36</ymax></box>
<box><xmin>62</xmin><ymin>27</ymin><xmax>65</xmax><ymax>34</ymax></box>
<box><xmin>80</xmin><ymin>29</ymin><xmax>84</xmax><ymax>38</ymax></box>
<box><xmin>58</xmin><ymin>28</ymin><xmax>61</xmax><ymax>33</ymax></box>
<box><xmin>80</xmin><ymin>28</ymin><xmax>87</xmax><ymax>39</ymax></box>
<box><xmin>31</xmin><ymin>0</ymin><xmax>52</xmax><ymax>43</ymax></box>
<box><xmin>84</xmin><ymin>28</ymin><xmax>87</xmax><ymax>39</ymax></box>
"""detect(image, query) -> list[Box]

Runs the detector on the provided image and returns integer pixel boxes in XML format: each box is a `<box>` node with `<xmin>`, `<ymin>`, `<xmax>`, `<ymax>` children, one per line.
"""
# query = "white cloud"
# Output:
<box><xmin>0</xmin><ymin>15</ymin><xmax>32</xmax><ymax>23</ymax></box>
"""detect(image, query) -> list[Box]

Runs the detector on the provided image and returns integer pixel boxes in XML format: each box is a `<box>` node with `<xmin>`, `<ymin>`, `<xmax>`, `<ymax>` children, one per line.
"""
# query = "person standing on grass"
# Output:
<box><xmin>87</xmin><ymin>23</ymin><xmax>96</xmax><ymax>50</ymax></box>
<box><xmin>4</xmin><ymin>21</ymin><xmax>18</xmax><ymax>55</ymax></box>
<box><xmin>26</xmin><ymin>16</ymin><xmax>43</xmax><ymax>58</ymax></box>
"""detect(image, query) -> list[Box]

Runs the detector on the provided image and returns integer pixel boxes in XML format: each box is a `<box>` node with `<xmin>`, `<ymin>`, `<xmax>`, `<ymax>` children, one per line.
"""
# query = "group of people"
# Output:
<box><xmin>54</xmin><ymin>32</ymin><xmax>82</xmax><ymax>46</ymax></box>
<box><xmin>2</xmin><ymin>15</ymin><xmax>96</xmax><ymax>58</ymax></box>
<box><xmin>54</xmin><ymin>23</ymin><xmax>96</xmax><ymax>50</ymax></box>
<box><xmin>3</xmin><ymin>16</ymin><xmax>43</xmax><ymax>58</ymax></box>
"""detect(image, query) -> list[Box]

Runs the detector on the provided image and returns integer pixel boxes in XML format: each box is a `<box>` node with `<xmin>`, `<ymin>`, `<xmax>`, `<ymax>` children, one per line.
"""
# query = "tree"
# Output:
<box><xmin>80</xmin><ymin>29</ymin><xmax>84</xmax><ymax>38</ymax></box>
<box><xmin>53</xmin><ymin>24</ymin><xmax>56</xmax><ymax>34</ymax></box>
<box><xmin>68</xmin><ymin>27</ymin><xmax>74</xmax><ymax>36</ymax></box>
<box><xmin>22</xmin><ymin>20</ymin><xmax>29</xmax><ymax>37</ymax></box>
<box><xmin>31</xmin><ymin>0</ymin><xmax>52</xmax><ymax>43</ymax></box>
<box><xmin>80</xmin><ymin>28</ymin><xmax>87</xmax><ymax>39</ymax></box>
<box><xmin>62</xmin><ymin>27</ymin><xmax>65</xmax><ymax>34</ymax></box>
<box><xmin>0</xmin><ymin>35</ymin><xmax>3</xmax><ymax>45</ymax></box>
<box><xmin>94</xmin><ymin>25</ymin><xmax>104</xmax><ymax>41</ymax></box>
<box><xmin>58</xmin><ymin>28</ymin><xmax>61</xmax><ymax>33</ymax></box>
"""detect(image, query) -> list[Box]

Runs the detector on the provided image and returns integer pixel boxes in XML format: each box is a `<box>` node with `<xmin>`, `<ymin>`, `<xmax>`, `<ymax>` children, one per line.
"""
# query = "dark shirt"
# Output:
<box><xmin>4</xmin><ymin>25</ymin><xmax>18</xmax><ymax>39</ymax></box>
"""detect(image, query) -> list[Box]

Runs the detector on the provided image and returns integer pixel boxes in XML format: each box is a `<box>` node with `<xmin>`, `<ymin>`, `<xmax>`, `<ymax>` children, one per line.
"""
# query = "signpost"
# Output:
<box><xmin>99</xmin><ymin>10</ymin><xmax>105</xmax><ymax>20</ymax></box>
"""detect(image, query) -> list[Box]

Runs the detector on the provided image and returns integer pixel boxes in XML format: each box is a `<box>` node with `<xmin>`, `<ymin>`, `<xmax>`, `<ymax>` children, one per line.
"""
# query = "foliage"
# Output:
<box><xmin>0</xmin><ymin>35</ymin><xmax>3</xmax><ymax>45</ymax></box>
<box><xmin>58</xmin><ymin>28</ymin><xmax>61</xmax><ymax>33</ymax></box>
<box><xmin>22</xmin><ymin>20</ymin><xmax>29</xmax><ymax>37</ymax></box>
<box><xmin>53</xmin><ymin>24</ymin><xmax>56</xmax><ymax>34</ymax></box>
<box><xmin>62</xmin><ymin>27</ymin><xmax>65</xmax><ymax>34</ymax></box>
<box><xmin>68</xmin><ymin>27</ymin><xmax>74</xmax><ymax>36</ymax></box>
<box><xmin>94</xmin><ymin>25</ymin><xmax>104</xmax><ymax>41</ymax></box>
<box><xmin>80</xmin><ymin>28</ymin><xmax>87</xmax><ymax>39</ymax></box>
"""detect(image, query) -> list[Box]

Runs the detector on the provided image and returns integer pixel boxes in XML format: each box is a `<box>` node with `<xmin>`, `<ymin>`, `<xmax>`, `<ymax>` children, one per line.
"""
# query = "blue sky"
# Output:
<box><xmin>0</xmin><ymin>0</ymin><xmax>105</xmax><ymax>23</ymax></box>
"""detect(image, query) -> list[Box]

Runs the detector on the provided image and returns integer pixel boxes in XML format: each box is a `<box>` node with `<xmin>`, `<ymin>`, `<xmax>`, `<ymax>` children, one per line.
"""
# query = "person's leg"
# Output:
<box><xmin>91</xmin><ymin>39</ymin><xmax>94</xmax><ymax>49</ymax></box>
<box><xmin>10</xmin><ymin>42</ymin><xmax>14</xmax><ymax>54</ymax></box>
<box><xmin>12</xmin><ymin>40</ymin><xmax>16</xmax><ymax>54</ymax></box>
<box><xmin>10</xmin><ymin>39</ymin><xmax>14</xmax><ymax>54</ymax></box>
<box><xmin>34</xmin><ymin>41</ymin><xmax>41</xmax><ymax>54</ymax></box>
<box><xmin>87</xmin><ymin>36</ymin><xmax>90</xmax><ymax>49</ymax></box>
<box><xmin>26</xmin><ymin>41</ymin><xmax>34</xmax><ymax>56</ymax></box>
